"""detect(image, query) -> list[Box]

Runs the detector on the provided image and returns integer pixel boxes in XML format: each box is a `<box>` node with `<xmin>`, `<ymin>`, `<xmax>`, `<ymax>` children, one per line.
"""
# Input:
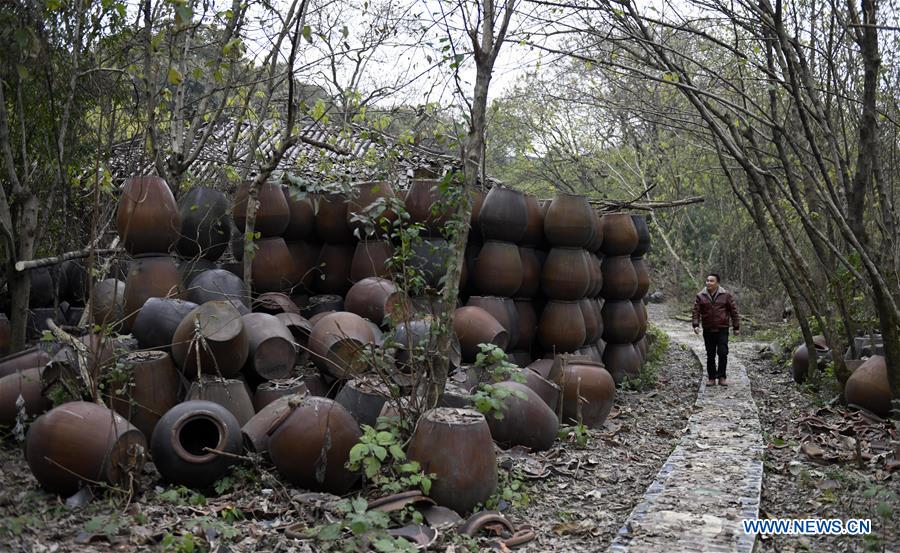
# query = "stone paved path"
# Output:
<box><xmin>608</xmin><ymin>306</ymin><xmax>765</xmax><ymax>553</ymax></box>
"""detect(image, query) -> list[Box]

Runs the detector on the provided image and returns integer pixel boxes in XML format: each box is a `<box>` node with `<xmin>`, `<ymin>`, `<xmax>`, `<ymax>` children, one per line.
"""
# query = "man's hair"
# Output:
<box><xmin>707</xmin><ymin>273</ymin><xmax>721</xmax><ymax>282</ymax></box>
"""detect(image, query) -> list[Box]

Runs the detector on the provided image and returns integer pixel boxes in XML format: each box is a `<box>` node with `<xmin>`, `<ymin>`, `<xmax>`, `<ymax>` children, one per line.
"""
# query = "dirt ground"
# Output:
<box><xmin>0</xmin><ymin>330</ymin><xmax>700</xmax><ymax>552</ymax></box>
<box><xmin>4</xmin><ymin>305</ymin><xmax>894</xmax><ymax>552</ymax></box>
<box><xmin>746</xmin><ymin>349</ymin><xmax>900</xmax><ymax>553</ymax></box>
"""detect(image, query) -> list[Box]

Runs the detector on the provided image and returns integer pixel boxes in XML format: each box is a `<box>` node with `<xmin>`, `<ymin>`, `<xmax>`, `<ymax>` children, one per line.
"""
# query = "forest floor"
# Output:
<box><xmin>0</xmin><ymin>304</ymin><xmax>896</xmax><ymax>552</ymax></box>
<box><xmin>0</xmin><ymin>333</ymin><xmax>699</xmax><ymax>552</ymax></box>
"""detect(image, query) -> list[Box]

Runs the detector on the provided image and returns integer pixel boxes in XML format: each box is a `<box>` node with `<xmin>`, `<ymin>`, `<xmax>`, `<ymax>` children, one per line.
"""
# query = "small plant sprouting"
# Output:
<box><xmin>346</xmin><ymin>416</ymin><xmax>434</xmax><ymax>496</ymax></box>
<box><xmin>469</xmin><ymin>344</ymin><xmax>527</xmax><ymax>420</ymax></box>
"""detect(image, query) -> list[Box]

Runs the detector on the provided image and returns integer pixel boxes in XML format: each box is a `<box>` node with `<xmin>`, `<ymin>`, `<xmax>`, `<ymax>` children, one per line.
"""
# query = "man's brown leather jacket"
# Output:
<box><xmin>691</xmin><ymin>286</ymin><xmax>740</xmax><ymax>331</ymax></box>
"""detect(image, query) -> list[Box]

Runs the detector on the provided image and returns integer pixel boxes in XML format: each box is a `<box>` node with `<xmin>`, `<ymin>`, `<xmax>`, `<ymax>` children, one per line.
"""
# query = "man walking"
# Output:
<box><xmin>692</xmin><ymin>273</ymin><xmax>740</xmax><ymax>386</ymax></box>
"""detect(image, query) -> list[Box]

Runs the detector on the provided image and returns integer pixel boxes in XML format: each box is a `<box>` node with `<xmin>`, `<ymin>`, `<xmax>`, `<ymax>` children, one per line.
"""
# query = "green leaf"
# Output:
<box><xmin>349</xmin><ymin>443</ymin><xmax>368</xmax><ymax>463</ymax></box>
<box><xmin>351</xmin><ymin>496</ymin><xmax>368</xmax><ymax>513</ymax></box>
<box><xmin>388</xmin><ymin>444</ymin><xmax>405</xmax><ymax>460</ymax></box>
<box><xmin>375</xmin><ymin>431</ymin><xmax>393</xmax><ymax>446</ymax></box>
<box><xmin>317</xmin><ymin>522</ymin><xmax>342</xmax><ymax>541</ymax></box>
<box><xmin>16</xmin><ymin>64</ymin><xmax>29</xmax><ymax>80</ymax></box>
<box><xmin>223</xmin><ymin>38</ymin><xmax>242</xmax><ymax>56</ymax></box>
<box><xmin>341</xmin><ymin>25</ymin><xmax>349</xmax><ymax>39</ymax></box>
<box><xmin>167</xmin><ymin>67</ymin><xmax>183</xmax><ymax>85</ymax></box>
<box><xmin>363</xmin><ymin>457</ymin><xmax>380</xmax><ymax>478</ymax></box>
<box><xmin>302</xmin><ymin>25</ymin><xmax>312</xmax><ymax>43</ymax></box>
<box><xmin>421</xmin><ymin>477</ymin><xmax>431</xmax><ymax>494</ymax></box>
<box><xmin>372</xmin><ymin>445</ymin><xmax>387</xmax><ymax>461</ymax></box>
<box><xmin>175</xmin><ymin>5</ymin><xmax>193</xmax><ymax>25</ymax></box>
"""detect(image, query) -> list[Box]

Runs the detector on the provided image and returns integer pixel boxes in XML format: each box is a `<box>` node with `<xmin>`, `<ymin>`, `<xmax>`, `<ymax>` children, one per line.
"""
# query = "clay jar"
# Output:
<box><xmin>151</xmin><ymin>400</ymin><xmax>242</xmax><ymax>488</ymax></box>
<box><xmin>599</xmin><ymin>213</ymin><xmax>638</xmax><ymax>256</ymax></box>
<box><xmin>116</xmin><ymin>176</ymin><xmax>180</xmax><ymax>255</ymax></box>
<box><xmin>241</xmin><ymin>313</ymin><xmax>297</xmax><ymax>381</ymax></box>
<box><xmin>580</xmin><ymin>298</ymin><xmax>602</xmax><ymax>344</ymax></box>
<box><xmin>521</xmin><ymin>194</ymin><xmax>545</xmax><ymax>246</ymax></box>
<box><xmin>287</xmin><ymin>240</ymin><xmax>321</xmax><ymax>292</ymax></box>
<box><xmin>268</xmin><ymin>396</ymin><xmax>362</xmax><ymax>494</ymax></box>
<box><xmin>586</xmin><ymin>254</ymin><xmax>603</xmax><ymax>297</ymax></box>
<box><xmin>635</xmin><ymin>338</ymin><xmax>648</xmax><ymax>363</ymax></box>
<box><xmin>0</xmin><ymin>367</ymin><xmax>51</xmax><ymax>427</ymax></box>
<box><xmin>133</xmin><ymin>298</ymin><xmax>199</xmax><ymax>352</ymax></box>
<box><xmin>351</xmin><ymin>241</ymin><xmax>393</xmax><ymax>282</ymax></box>
<box><xmin>89</xmin><ymin>278</ymin><xmax>126</xmax><ymax>328</ymax></box>
<box><xmin>394</xmin><ymin>318</ymin><xmax>462</xmax><ymax>370</ymax></box>
<box><xmin>253</xmin><ymin>237</ymin><xmax>300</xmax><ymax>294</ymax></box>
<box><xmin>0</xmin><ymin>347</ymin><xmax>53</xmax><ymax>379</ymax></box>
<box><xmin>242</xmin><ymin>394</ymin><xmax>297</xmax><ymax>455</ymax></box>
<box><xmin>485</xmin><ymin>381</ymin><xmax>558</xmax><ymax>451</ymax></box>
<box><xmin>405</xmin><ymin>179</ymin><xmax>452</xmax><ymax>234</ymax></box>
<box><xmin>275</xmin><ymin>312</ymin><xmax>313</xmax><ymax>352</ymax></box>
<box><xmin>254</xmin><ymin>292</ymin><xmax>300</xmax><ymax>316</ymax></box>
<box><xmin>411</xmin><ymin>239</ymin><xmax>454</xmax><ymax>290</ymax></box>
<box><xmin>469</xmin><ymin>190</ymin><xmax>486</xmax><ymax>242</ymax></box>
<box><xmin>345</xmin><ymin>277</ymin><xmax>410</xmax><ymax>326</ymax></box>
<box><xmin>177</xmin><ymin>187</ymin><xmax>231</xmax><ymax>261</ymax></box>
<box><xmin>601</xmin><ymin>300</ymin><xmax>640</xmax><ymax>344</ymax></box>
<box><xmin>516</xmin><ymin>247</ymin><xmax>542</xmax><ymax>298</ymax></box>
<box><xmin>513</xmin><ymin>299</ymin><xmax>538</xmax><ymax>352</ymax></box>
<box><xmin>518</xmin><ymin>368</ymin><xmax>561</xmax><ymax>411</ymax></box>
<box><xmin>600</xmin><ymin>255</ymin><xmax>638</xmax><ymax>300</ymax></box>
<box><xmin>316</xmin><ymin>242</ymin><xmax>355</xmax><ymax>296</ymax></box>
<box><xmin>186</xmin><ymin>269</ymin><xmax>249</xmax><ymax>314</ymax></box>
<box><xmin>28</xmin><ymin>268</ymin><xmax>54</xmax><ymax>308</ymax></box>
<box><xmin>453</xmin><ymin>306</ymin><xmax>509</xmax><ymax>362</ymax></box>
<box><xmin>844</xmin><ymin>356</ymin><xmax>891</xmax><ymax>417</ymax></box>
<box><xmin>253</xmin><ymin>379</ymin><xmax>308</xmax><ymax>411</ymax></box>
<box><xmin>407</xmin><ymin>408</ymin><xmax>497</xmax><ymax>514</ymax></box>
<box><xmin>631</xmin><ymin>257</ymin><xmax>650</xmax><ymax>299</ymax></box>
<box><xmin>172</xmin><ymin>301</ymin><xmax>249</xmax><ymax>378</ymax></box>
<box><xmin>186</xmin><ymin>377</ymin><xmax>256</xmax><ymax>426</ymax></box>
<box><xmin>543</xmin><ymin>192</ymin><xmax>595</xmax><ymax>247</ymax></box>
<box><xmin>0</xmin><ymin>314</ymin><xmax>9</xmax><ymax>356</ymax></box>
<box><xmin>177</xmin><ymin>258</ymin><xmax>216</xmax><ymax>289</ymax></box>
<box><xmin>632</xmin><ymin>300</ymin><xmax>648</xmax><ymax>340</ymax></box>
<box><xmin>108</xmin><ymin>351</ymin><xmax>180</xmax><ymax>439</ymax></box>
<box><xmin>309</xmin><ymin>312</ymin><xmax>375</xmax><ymax>380</ymax></box>
<box><xmin>602</xmin><ymin>343</ymin><xmax>641</xmax><ymax>385</ymax></box>
<box><xmin>347</xmin><ymin>181</ymin><xmax>398</xmax><ymax>238</ymax></box>
<box><xmin>314</xmin><ymin>193</ymin><xmax>354</xmax><ymax>243</ymax></box>
<box><xmin>538</xmin><ymin>300</ymin><xmax>586</xmax><ymax>353</ymax></box>
<box><xmin>26</xmin><ymin>402</ymin><xmax>146</xmax><ymax>496</ymax></box>
<box><xmin>472</xmin><ymin>241</ymin><xmax>522</xmax><ymax>297</ymax></box>
<box><xmin>123</xmin><ymin>256</ymin><xmax>185</xmax><ymax>332</ymax></box>
<box><xmin>282</xmin><ymin>187</ymin><xmax>316</xmax><ymax>240</ymax></box>
<box><xmin>631</xmin><ymin>215</ymin><xmax>651</xmax><ymax>257</ymax></box>
<box><xmin>791</xmin><ymin>336</ymin><xmax>829</xmax><ymax>384</ymax></box>
<box><xmin>335</xmin><ymin>376</ymin><xmax>392</xmax><ymax>427</ymax></box>
<box><xmin>233</xmin><ymin>181</ymin><xmax>290</xmax><ymax>237</ymax></box>
<box><xmin>586</xmin><ymin>209</ymin><xmax>603</xmax><ymax>253</ymax></box>
<box><xmin>466</xmin><ymin>296</ymin><xmax>519</xmax><ymax>350</ymax></box>
<box><xmin>541</xmin><ymin>248</ymin><xmax>590</xmax><ymax>300</ymax></box>
<box><xmin>478</xmin><ymin>186</ymin><xmax>528</xmax><ymax>243</ymax></box>
<box><xmin>558</xmin><ymin>361</ymin><xmax>616</xmax><ymax>427</ymax></box>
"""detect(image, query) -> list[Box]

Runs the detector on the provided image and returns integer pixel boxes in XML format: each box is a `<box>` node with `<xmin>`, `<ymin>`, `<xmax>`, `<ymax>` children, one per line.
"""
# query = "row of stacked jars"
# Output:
<box><xmin>461</xmin><ymin>186</ymin><xmax>651</xmax><ymax>383</ymax></box>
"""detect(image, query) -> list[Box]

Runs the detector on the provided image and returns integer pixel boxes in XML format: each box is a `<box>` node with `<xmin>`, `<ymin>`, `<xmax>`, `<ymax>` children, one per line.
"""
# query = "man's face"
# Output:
<box><xmin>706</xmin><ymin>275</ymin><xmax>719</xmax><ymax>292</ymax></box>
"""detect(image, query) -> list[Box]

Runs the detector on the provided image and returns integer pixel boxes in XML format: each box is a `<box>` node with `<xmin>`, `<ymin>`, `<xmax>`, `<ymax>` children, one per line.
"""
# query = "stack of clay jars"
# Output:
<box><xmin>232</xmin><ymin>182</ymin><xmax>299</xmax><ymax>296</ymax></box>
<box><xmin>630</xmin><ymin>215</ymin><xmax>651</xmax><ymax>367</ymax></box>
<box><xmin>467</xmin><ymin>186</ymin><xmax>530</xmax><ymax>365</ymax></box>
<box><xmin>599</xmin><ymin>213</ymin><xmax>647</xmax><ymax>384</ymax></box>
<box><xmin>538</xmin><ymin>193</ymin><xmax>603</xmax><ymax>359</ymax></box>
<box><xmin>116</xmin><ymin>176</ymin><xmax>186</xmax><ymax>332</ymax></box>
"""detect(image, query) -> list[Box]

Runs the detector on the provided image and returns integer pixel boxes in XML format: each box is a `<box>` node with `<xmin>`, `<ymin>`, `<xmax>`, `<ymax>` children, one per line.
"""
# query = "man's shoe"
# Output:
<box><xmin>707</xmin><ymin>379</ymin><xmax>717</xmax><ymax>386</ymax></box>
<box><xmin>718</xmin><ymin>378</ymin><xmax>728</xmax><ymax>386</ymax></box>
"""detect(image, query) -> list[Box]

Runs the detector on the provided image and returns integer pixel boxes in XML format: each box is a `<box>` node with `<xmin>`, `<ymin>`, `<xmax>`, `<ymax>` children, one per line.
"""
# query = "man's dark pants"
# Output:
<box><xmin>702</xmin><ymin>327</ymin><xmax>729</xmax><ymax>379</ymax></box>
